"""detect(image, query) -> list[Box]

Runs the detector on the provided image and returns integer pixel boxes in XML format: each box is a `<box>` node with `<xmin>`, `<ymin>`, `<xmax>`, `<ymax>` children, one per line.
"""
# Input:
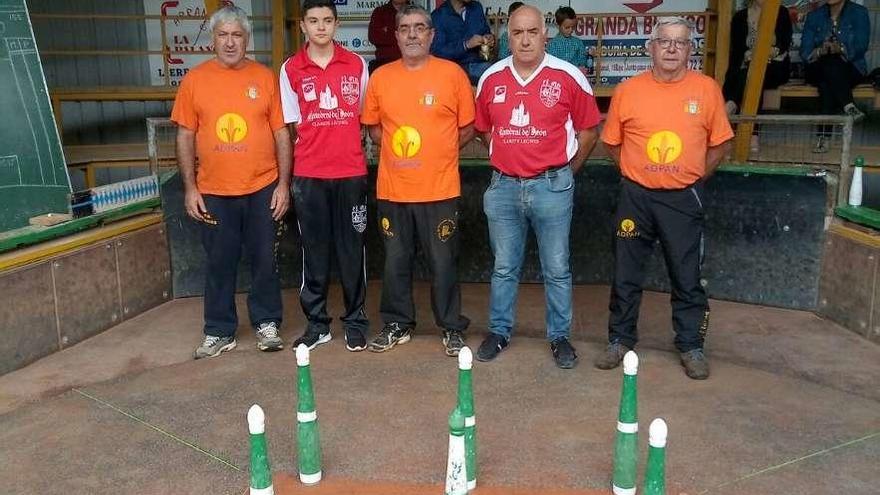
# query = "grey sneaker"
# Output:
<box><xmin>255</xmin><ymin>322</ymin><xmax>283</xmax><ymax>351</ymax></box>
<box><xmin>368</xmin><ymin>323</ymin><xmax>411</xmax><ymax>353</ymax></box>
<box><xmin>442</xmin><ymin>329</ymin><xmax>465</xmax><ymax>357</ymax></box>
<box><xmin>594</xmin><ymin>342</ymin><xmax>632</xmax><ymax>370</ymax></box>
<box><xmin>194</xmin><ymin>335</ymin><xmax>237</xmax><ymax>359</ymax></box>
<box><xmin>680</xmin><ymin>348</ymin><xmax>710</xmax><ymax>380</ymax></box>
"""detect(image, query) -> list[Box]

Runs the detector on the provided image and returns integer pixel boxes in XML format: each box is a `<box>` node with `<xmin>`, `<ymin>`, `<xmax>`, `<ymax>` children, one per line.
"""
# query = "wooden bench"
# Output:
<box><xmin>762</xmin><ymin>83</ymin><xmax>879</xmax><ymax>110</ymax></box>
<box><xmin>64</xmin><ymin>143</ymin><xmax>175</xmax><ymax>188</ymax></box>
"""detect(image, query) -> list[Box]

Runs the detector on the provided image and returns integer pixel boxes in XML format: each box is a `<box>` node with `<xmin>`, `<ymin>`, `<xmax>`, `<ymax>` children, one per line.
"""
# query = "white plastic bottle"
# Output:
<box><xmin>849</xmin><ymin>156</ymin><xmax>865</xmax><ymax>207</ymax></box>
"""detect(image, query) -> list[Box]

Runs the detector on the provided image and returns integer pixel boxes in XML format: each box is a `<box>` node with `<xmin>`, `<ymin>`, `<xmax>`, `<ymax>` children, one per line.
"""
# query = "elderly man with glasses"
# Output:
<box><xmin>595</xmin><ymin>17</ymin><xmax>733</xmax><ymax>380</ymax></box>
<box><xmin>361</xmin><ymin>5</ymin><xmax>475</xmax><ymax>357</ymax></box>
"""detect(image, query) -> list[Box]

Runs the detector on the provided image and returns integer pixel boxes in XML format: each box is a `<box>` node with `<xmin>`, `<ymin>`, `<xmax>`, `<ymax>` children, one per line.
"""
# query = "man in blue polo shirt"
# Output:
<box><xmin>430</xmin><ymin>0</ymin><xmax>494</xmax><ymax>84</ymax></box>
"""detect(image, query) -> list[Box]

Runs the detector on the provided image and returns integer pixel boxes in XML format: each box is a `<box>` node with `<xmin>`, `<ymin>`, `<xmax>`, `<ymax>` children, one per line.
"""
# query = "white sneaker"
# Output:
<box><xmin>749</xmin><ymin>134</ymin><xmax>760</xmax><ymax>153</ymax></box>
<box><xmin>725</xmin><ymin>100</ymin><xmax>738</xmax><ymax>116</ymax></box>
<box><xmin>844</xmin><ymin>103</ymin><xmax>865</xmax><ymax>122</ymax></box>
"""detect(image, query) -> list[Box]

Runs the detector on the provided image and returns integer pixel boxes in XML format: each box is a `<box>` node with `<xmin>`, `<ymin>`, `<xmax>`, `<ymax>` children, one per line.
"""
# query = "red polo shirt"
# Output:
<box><xmin>280</xmin><ymin>43</ymin><xmax>369</xmax><ymax>178</ymax></box>
<box><xmin>475</xmin><ymin>55</ymin><xmax>601</xmax><ymax>177</ymax></box>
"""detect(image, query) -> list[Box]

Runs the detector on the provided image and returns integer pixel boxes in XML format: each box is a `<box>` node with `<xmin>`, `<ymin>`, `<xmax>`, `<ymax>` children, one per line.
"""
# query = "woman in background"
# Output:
<box><xmin>723</xmin><ymin>0</ymin><xmax>792</xmax><ymax>115</ymax></box>
<box><xmin>800</xmin><ymin>0</ymin><xmax>870</xmax><ymax>153</ymax></box>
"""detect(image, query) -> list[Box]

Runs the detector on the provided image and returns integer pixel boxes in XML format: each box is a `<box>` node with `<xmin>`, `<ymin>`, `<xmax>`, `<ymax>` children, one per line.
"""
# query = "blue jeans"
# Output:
<box><xmin>483</xmin><ymin>165</ymin><xmax>574</xmax><ymax>341</ymax></box>
<box><xmin>465</xmin><ymin>61</ymin><xmax>492</xmax><ymax>86</ymax></box>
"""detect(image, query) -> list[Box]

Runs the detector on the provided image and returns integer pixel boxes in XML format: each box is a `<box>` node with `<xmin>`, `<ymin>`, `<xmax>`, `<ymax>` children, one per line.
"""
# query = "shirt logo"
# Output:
<box><xmin>302</xmin><ymin>82</ymin><xmax>317</xmax><ymax>101</ymax></box>
<box><xmin>421</xmin><ymin>92</ymin><xmax>435</xmax><ymax>106</ymax></box>
<box><xmin>341</xmin><ymin>75</ymin><xmax>360</xmax><ymax>105</ymax></box>
<box><xmin>493</xmin><ymin>85</ymin><xmax>507</xmax><ymax>103</ymax></box>
<box><xmin>539</xmin><ymin>79</ymin><xmax>561</xmax><ymax>108</ymax></box>
<box><xmin>646</xmin><ymin>131</ymin><xmax>683</xmax><ymax>164</ymax></box>
<box><xmin>318</xmin><ymin>85</ymin><xmax>338</xmax><ymax>110</ymax></box>
<box><xmin>215</xmin><ymin>113</ymin><xmax>248</xmax><ymax>143</ymax></box>
<box><xmin>391</xmin><ymin>125</ymin><xmax>421</xmax><ymax>158</ymax></box>
<box><xmin>247</xmin><ymin>86</ymin><xmax>259</xmax><ymax>100</ymax></box>
<box><xmin>684</xmin><ymin>99</ymin><xmax>700</xmax><ymax>114</ymax></box>
<box><xmin>509</xmin><ymin>101</ymin><xmax>530</xmax><ymax>127</ymax></box>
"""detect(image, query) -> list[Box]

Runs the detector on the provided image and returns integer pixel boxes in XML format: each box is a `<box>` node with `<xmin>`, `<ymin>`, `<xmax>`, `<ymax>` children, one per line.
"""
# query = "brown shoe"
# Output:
<box><xmin>594</xmin><ymin>342</ymin><xmax>631</xmax><ymax>370</ymax></box>
<box><xmin>680</xmin><ymin>349</ymin><xmax>710</xmax><ymax>380</ymax></box>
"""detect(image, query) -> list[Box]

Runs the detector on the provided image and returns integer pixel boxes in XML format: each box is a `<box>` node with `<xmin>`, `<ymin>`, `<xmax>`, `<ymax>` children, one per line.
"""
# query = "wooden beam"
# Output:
<box><xmin>272</xmin><ymin>0</ymin><xmax>286</xmax><ymax>72</ymax></box>
<box><xmin>290</xmin><ymin>0</ymin><xmax>303</xmax><ymax>53</ymax></box>
<box><xmin>0</xmin><ymin>214</ymin><xmax>163</xmax><ymax>272</ymax></box>
<box><xmin>734</xmin><ymin>0</ymin><xmax>781</xmax><ymax>162</ymax></box>
<box><xmin>714</xmin><ymin>0</ymin><xmax>733</xmax><ymax>83</ymax></box>
<box><xmin>204</xmin><ymin>0</ymin><xmax>221</xmax><ymax>16</ymax></box>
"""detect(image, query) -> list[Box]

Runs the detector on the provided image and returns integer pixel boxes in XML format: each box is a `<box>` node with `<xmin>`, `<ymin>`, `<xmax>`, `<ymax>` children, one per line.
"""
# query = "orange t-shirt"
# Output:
<box><xmin>171</xmin><ymin>59</ymin><xmax>285</xmax><ymax>196</ymax></box>
<box><xmin>361</xmin><ymin>56</ymin><xmax>475</xmax><ymax>202</ymax></box>
<box><xmin>601</xmin><ymin>71</ymin><xmax>734</xmax><ymax>189</ymax></box>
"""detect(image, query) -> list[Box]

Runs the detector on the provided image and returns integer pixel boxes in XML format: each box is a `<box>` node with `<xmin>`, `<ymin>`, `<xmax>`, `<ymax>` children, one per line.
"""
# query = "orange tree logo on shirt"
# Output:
<box><xmin>391</xmin><ymin>125</ymin><xmax>421</xmax><ymax>158</ymax></box>
<box><xmin>646</xmin><ymin>131</ymin><xmax>682</xmax><ymax>164</ymax></box>
<box><xmin>216</xmin><ymin>113</ymin><xmax>248</xmax><ymax>143</ymax></box>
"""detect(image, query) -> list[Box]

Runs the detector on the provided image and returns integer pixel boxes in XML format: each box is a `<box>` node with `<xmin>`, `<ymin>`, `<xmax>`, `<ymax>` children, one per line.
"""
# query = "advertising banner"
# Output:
<box><xmin>143</xmin><ymin>0</ymin><xmax>254</xmax><ymax>86</ymax></box>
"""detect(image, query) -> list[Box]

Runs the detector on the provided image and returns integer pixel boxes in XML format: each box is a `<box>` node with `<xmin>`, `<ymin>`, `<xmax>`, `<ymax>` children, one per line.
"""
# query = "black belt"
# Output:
<box><xmin>494</xmin><ymin>163</ymin><xmax>567</xmax><ymax>180</ymax></box>
<box><xmin>623</xmin><ymin>177</ymin><xmax>701</xmax><ymax>192</ymax></box>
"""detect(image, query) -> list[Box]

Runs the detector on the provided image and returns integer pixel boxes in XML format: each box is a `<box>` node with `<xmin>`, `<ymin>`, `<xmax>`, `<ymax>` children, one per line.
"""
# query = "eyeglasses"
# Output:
<box><xmin>397</xmin><ymin>24</ymin><xmax>430</xmax><ymax>35</ymax></box>
<box><xmin>653</xmin><ymin>38</ymin><xmax>691</xmax><ymax>50</ymax></box>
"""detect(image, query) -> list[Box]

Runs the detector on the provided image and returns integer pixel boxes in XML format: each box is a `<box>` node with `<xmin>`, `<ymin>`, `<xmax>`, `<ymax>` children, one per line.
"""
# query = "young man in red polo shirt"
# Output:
<box><xmin>280</xmin><ymin>0</ymin><xmax>370</xmax><ymax>352</ymax></box>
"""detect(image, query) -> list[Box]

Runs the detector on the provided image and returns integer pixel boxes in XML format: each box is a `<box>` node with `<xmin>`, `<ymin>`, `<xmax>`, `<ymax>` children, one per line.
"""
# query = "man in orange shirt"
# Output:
<box><xmin>596</xmin><ymin>17</ymin><xmax>733</xmax><ymax>379</ymax></box>
<box><xmin>361</xmin><ymin>5</ymin><xmax>474</xmax><ymax>356</ymax></box>
<box><xmin>172</xmin><ymin>6</ymin><xmax>291</xmax><ymax>359</ymax></box>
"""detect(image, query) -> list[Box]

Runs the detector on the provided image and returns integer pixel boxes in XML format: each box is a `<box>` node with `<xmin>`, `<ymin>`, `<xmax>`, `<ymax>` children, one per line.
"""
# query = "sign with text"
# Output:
<box><xmin>143</xmin><ymin>0</ymin><xmax>253</xmax><ymax>86</ymax></box>
<box><xmin>480</xmin><ymin>1</ymin><xmax>709</xmax><ymax>84</ymax></box>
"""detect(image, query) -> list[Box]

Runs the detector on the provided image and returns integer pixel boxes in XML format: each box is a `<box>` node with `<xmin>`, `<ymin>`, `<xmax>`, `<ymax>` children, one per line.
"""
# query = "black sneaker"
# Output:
<box><xmin>680</xmin><ymin>348</ymin><xmax>710</xmax><ymax>380</ymax></box>
<box><xmin>476</xmin><ymin>333</ymin><xmax>508</xmax><ymax>362</ymax></box>
<box><xmin>292</xmin><ymin>327</ymin><xmax>331</xmax><ymax>351</ymax></box>
<box><xmin>345</xmin><ymin>328</ymin><xmax>367</xmax><ymax>352</ymax></box>
<box><xmin>550</xmin><ymin>337</ymin><xmax>578</xmax><ymax>369</ymax></box>
<box><xmin>368</xmin><ymin>323</ymin><xmax>411</xmax><ymax>353</ymax></box>
<box><xmin>442</xmin><ymin>329</ymin><xmax>465</xmax><ymax>357</ymax></box>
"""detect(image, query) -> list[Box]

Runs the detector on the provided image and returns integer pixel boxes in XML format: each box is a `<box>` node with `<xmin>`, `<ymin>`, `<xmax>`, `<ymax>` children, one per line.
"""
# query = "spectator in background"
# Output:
<box><xmin>368</xmin><ymin>0</ymin><xmax>409</xmax><ymax>73</ymax></box>
<box><xmin>431</xmin><ymin>0</ymin><xmax>494</xmax><ymax>84</ymax></box>
<box><xmin>496</xmin><ymin>1</ymin><xmax>524</xmax><ymax>59</ymax></box>
<box><xmin>547</xmin><ymin>6</ymin><xmax>587</xmax><ymax>68</ymax></box>
<box><xmin>722</xmin><ymin>0</ymin><xmax>792</xmax><ymax>115</ymax></box>
<box><xmin>800</xmin><ymin>0</ymin><xmax>870</xmax><ymax>152</ymax></box>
